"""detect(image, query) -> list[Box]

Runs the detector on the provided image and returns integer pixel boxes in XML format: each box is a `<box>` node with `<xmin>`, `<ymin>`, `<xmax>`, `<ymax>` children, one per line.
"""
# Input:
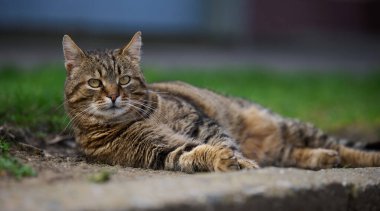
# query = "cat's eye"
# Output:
<box><xmin>88</xmin><ymin>79</ymin><xmax>102</xmax><ymax>88</ymax></box>
<box><xmin>119</xmin><ymin>75</ymin><xmax>131</xmax><ymax>85</ymax></box>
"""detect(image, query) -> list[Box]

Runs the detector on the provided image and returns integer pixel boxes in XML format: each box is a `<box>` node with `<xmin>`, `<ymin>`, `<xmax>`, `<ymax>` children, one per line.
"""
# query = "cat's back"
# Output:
<box><xmin>149</xmin><ymin>81</ymin><xmax>234</xmax><ymax>110</ymax></box>
<box><xmin>149</xmin><ymin>81</ymin><xmax>253</xmax><ymax>127</ymax></box>
<box><xmin>149</xmin><ymin>81</ymin><xmax>251</xmax><ymax>109</ymax></box>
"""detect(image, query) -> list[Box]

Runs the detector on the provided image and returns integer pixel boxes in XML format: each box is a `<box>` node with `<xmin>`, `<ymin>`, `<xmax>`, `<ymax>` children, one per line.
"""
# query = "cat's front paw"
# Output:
<box><xmin>213</xmin><ymin>148</ymin><xmax>259</xmax><ymax>172</ymax></box>
<box><xmin>213</xmin><ymin>147</ymin><xmax>240</xmax><ymax>172</ymax></box>
<box><xmin>237</xmin><ymin>158</ymin><xmax>260</xmax><ymax>170</ymax></box>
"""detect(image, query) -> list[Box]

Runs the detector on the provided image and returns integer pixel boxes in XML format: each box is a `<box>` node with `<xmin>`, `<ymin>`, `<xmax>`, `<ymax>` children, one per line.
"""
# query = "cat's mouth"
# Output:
<box><xmin>98</xmin><ymin>102</ymin><xmax>122</xmax><ymax>110</ymax></box>
<box><xmin>109</xmin><ymin>104</ymin><xmax>119</xmax><ymax>109</ymax></box>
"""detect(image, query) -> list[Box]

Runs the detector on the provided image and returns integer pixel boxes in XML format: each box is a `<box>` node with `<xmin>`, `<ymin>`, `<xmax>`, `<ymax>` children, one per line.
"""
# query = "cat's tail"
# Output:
<box><xmin>281</xmin><ymin>118</ymin><xmax>380</xmax><ymax>167</ymax></box>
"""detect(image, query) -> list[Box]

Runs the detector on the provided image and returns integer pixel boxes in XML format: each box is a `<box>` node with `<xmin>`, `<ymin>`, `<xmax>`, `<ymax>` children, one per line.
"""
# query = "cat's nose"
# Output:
<box><xmin>107</xmin><ymin>94</ymin><xmax>119</xmax><ymax>103</ymax></box>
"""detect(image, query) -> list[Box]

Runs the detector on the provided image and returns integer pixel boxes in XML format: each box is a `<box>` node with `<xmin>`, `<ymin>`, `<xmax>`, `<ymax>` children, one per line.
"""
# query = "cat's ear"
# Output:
<box><xmin>62</xmin><ymin>35</ymin><xmax>85</xmax><ymax>72</ymax></box>
<box><xmin>121</xmin><ymin>31</ymin><xmax>142</xmax><ymax>62</ymax></box>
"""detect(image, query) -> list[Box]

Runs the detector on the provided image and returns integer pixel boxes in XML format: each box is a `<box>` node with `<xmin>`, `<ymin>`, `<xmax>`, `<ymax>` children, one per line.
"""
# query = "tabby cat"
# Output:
<box><xmin>62</xmin><ymin>31</ymin><xmax>380</xmax><ymax>173</ymax></box>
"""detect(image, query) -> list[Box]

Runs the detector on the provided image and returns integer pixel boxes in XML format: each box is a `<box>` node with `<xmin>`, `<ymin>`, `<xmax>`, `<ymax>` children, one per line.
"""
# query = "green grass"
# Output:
<box><xmin>0</xmin><ymin>139</ymin><xmax>36</xmax><ymax>179</ymax></box>
<box><xmin>0</xmin><ymin>64</ymin><xmax>379</xmax><ymax>133</ymax></box>
<box><xmin>0</xmin><ymin>65</ymin><xmax>67</xmax><ymax>133</ymax></box>
<box><xmin>88</xmin><ymin>170</ymin><xmax>112</xmax><ymax>183</ymax></box>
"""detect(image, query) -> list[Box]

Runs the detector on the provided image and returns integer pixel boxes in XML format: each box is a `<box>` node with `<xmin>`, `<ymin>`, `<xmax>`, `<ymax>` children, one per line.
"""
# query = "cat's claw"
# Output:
<box><xmin>213</xmin><ymin>147</ymin><xmax>259</xmax><ymax>172</ymax></box>
<box><xmin>213</xmin><ymin>147</ymin><xmax>240</xmax><ymax>172</ymax></box>
<box><xmin>238</xmin><ymin>158</ymin><xmax>260</xmax><ymax>170</ymax></box>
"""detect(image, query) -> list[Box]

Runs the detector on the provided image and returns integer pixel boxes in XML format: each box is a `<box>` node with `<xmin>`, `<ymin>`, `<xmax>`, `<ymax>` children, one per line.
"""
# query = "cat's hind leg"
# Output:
<box><xmin>281</xmin><ymin>118</ymin><xmax>380</xmax><ymax>168</ymax></box>
<box><xmin>237</xmin><ymin>106</ymin><xmax>380</xmax><ymax>169</ymax></box>
<box><xmin>281</xmin><ymin>147</ymin><xmax>340</xmax><ymax>169</ymax></box>
<box><xmin>335</xmin><ymin>145</ymin><xmax>380</xmax><ymax>167</ymax></box>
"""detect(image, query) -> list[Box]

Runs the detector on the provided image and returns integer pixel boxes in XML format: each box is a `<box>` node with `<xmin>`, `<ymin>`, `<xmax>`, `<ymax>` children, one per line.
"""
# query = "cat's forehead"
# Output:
<box><xmin>85</xmin><ymin>49</ymin><xmax>118</xmax><ymax>67</ymax></box>
<box><xmin>83</xmin><ymin>49</ymin><xmax>133</xmax><ymax>76</ymax></box>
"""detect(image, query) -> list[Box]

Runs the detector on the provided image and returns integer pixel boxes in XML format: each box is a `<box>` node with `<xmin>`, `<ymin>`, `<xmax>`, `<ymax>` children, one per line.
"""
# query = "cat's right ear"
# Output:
<box><xmin>62</xmin><ymin>35</ymin><xmax>85</xmax><ymax>72</ymax></box>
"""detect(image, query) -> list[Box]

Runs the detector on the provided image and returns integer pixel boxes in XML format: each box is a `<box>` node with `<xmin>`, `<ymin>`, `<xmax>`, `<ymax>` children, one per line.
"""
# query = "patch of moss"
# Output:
<box><xmin>0</xmin><ymin>139</ymin><xmax>36</xmax><ymax>179</ymax></box>
<box><xmin>88</xmin><ymin>170</ymin><xmax>111</xmax><ymax>183</ymax></box>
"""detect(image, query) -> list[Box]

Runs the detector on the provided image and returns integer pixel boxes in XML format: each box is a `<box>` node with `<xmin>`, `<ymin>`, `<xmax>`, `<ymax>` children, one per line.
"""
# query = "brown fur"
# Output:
<box><xmin>62</xmin><ymin>32</ymin><xmax>380</xmax><ymax>173</ymax></box>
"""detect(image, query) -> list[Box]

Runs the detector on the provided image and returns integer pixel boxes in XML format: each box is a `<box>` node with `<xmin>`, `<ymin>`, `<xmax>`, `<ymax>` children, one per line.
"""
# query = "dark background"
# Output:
<box><xmin>0</xmin><ymin>0</ymin><xmax>379</xmax><ymax>71</ymax></box>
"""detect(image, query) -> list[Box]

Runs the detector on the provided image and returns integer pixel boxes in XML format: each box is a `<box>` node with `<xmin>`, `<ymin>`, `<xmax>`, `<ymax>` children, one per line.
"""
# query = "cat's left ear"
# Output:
<box><xmin>121</xmin><ymin>31</ymin><xmax>142</xmax><ymax>62</ymax></box>
<box><xmin>62</xmin><ymin>35</ymin><xmax>85</xmax><ymax>72</ymax></box>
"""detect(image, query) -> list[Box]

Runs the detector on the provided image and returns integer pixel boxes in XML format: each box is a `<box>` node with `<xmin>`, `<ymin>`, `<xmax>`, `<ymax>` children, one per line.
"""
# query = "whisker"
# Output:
<box><xmin>128</xmin><ymin>100</ymin><xmax>166</xmax><ymax>127</ymax></box>
<box><xmin>129</xmin><ymin>100</ymin><xmax>156</xmax><ymax>111</ymax></box>
<box><xmin>125</xmin><ymin>102</ymin><xmax>151</xmax><ymax>123</ymax></box>
<box><xmin>60</xmin><ymin>106</ymin><xmax>94</xmax><ymax>135</ymax></box>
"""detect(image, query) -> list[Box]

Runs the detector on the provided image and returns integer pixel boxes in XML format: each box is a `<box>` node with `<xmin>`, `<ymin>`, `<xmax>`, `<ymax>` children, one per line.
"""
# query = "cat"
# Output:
<box><xmin>62</xmin><ymin>31</ymin><xmax>380</xmax><ymax>173</ymax></box>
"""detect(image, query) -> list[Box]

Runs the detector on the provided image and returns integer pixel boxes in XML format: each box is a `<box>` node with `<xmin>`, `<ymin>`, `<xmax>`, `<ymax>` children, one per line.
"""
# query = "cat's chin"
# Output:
<box><xmin>106</xmin><ymin>108</ymin><xmax>126</xmax><ymax>116</ymax></box>
<box><xmin>95</xmin><ymin>107</ymin><xmax>128</xmax><ymax>120</ymax></box>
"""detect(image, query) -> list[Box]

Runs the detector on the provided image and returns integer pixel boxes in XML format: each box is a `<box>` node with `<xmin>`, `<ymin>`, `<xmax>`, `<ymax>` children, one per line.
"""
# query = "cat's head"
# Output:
<box><xmin>62</xmin><ymin>32</ymin><xmax>150</xmax><ymax>124</ymax></box>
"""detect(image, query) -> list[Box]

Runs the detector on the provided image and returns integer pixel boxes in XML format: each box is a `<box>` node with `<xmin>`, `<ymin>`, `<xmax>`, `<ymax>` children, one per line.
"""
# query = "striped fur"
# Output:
<box><xmin>62</xmin><ymin>32</ymin><xmax>380</xmax><ymax>172</ymax></box>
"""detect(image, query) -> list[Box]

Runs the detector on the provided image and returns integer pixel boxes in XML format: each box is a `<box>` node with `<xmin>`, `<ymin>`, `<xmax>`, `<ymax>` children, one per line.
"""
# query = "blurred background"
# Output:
<box><xmin>0</xmin><ymin>0</ymin><xmax>379</xmax><ymax>71</ymax></box>
<box><xmin>0</xmin><ymin>0</ymin><xmax>379</xmax><ymax>140</ymax></box>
